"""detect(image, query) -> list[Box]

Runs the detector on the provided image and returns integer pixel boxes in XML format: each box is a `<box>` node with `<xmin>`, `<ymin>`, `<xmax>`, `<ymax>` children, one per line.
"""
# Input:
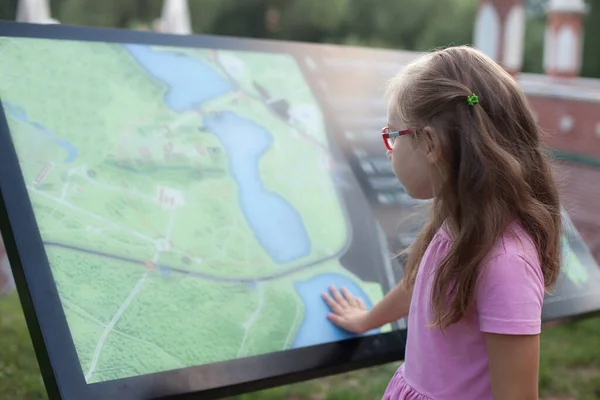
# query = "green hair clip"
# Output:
<box><xmin>467</xmin><ymin>93</ymin><xmax>479</xmax><ymax>107</ymax></box>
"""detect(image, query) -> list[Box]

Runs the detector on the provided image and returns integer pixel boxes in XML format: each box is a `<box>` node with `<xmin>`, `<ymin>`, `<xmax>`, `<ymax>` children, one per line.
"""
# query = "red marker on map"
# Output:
<box><xmin>219</xmin><ymin>184</ymin><xmax>229</xmax><ymax>196</ymax></box>
<box><xmin>34</xmin><ymin>163</ymin><xmax>53</xmax><ymax>184</ymax></box>
<box><xmin>196</xmin><ymin>144</ymin><xmax>207</xmax><ymax>156</ymax></box>
<box><xmin>139</xmin><ymin>146</ymin><xmax>151</xmax><ymax>160</ymax></box>
<box><xmin>144</xmin><ymin>261</ymin><xmax>157</xmax><ymax>271</ymax></box>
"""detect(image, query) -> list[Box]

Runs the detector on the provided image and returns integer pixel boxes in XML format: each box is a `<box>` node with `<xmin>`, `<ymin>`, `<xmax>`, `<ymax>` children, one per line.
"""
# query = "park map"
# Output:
<box><xmin>0</xmin><ymin>37</ymin><xmax>386</xmax><ymax>383</ymax></box>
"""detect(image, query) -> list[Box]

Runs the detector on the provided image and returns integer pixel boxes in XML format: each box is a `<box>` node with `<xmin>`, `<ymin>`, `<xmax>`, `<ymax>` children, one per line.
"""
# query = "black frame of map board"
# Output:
<box><xmin>0</xmin><ymin>21</ymin><xmax>408</xmax><ymax>400</ymax></box>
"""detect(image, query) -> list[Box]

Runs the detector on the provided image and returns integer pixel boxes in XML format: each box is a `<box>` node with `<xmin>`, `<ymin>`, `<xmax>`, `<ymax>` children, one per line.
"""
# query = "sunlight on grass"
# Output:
<box><xmin>1</xmin><ymin>291</ymin><xmax>600</xmax><ymax>400</ymax></box>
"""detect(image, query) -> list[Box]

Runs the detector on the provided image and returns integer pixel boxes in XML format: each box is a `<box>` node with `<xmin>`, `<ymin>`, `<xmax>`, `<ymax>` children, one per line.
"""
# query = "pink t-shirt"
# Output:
<box><xmin>383</xmin><ymin>224</ymin><xmax>545</xmax><ymax>399</ymax></box>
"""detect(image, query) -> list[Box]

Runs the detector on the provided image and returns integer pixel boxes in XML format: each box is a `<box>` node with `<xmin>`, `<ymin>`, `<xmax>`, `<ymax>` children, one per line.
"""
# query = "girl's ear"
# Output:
<box><xmin>422</xmin><ymin>126</ymin><xmax>442</xmax><ymax>164</ymax></box>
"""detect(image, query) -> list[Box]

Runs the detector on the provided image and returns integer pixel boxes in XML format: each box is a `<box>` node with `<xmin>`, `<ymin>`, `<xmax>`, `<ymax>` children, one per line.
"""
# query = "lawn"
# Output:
<box><xmin>1</xmin><ymin>292</ymin><xmax>600</xmax><ymax>400</ymax></box>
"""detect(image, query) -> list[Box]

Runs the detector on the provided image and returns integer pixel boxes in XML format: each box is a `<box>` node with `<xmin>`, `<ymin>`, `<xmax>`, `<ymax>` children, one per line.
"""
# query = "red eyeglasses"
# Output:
<box><xmin>381</xmin><ymin>126</ymin><xmax>414</xmax><ymax>151</ymax></box>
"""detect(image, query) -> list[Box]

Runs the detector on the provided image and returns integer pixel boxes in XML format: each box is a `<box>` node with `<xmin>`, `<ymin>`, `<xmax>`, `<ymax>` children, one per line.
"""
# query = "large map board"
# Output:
<box><xmin>0</xmin><ymin>21</ymin><xmax>600</xmax><ymax>400</ymax></box>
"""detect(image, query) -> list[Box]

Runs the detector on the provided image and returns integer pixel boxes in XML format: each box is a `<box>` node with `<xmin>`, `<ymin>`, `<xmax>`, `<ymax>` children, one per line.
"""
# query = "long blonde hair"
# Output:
<box><xmin>386</xmin><ymin>46</ymin><xmax>562</xmax><ymax>328</ymax></box>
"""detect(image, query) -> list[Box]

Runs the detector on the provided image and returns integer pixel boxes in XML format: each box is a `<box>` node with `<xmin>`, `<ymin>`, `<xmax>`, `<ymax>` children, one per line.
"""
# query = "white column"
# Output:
<box><xmin>503</xmin><ymin>5</ymin><xmax>526</xmax><ymax>71</ymax></box>
<box><xmin>16</xmin><ymin>0</ymin><xmax>59</xmax><ymax>24</ymax></box>
<box><xmin>474</xmin><ymin>2</ymin><xmax>501</xmax><ymax>62</ymax></box>
<box><xmin>473</xmin><ymin>0</ymin><xmax>525</xmax><ymax>74</ymax></box>
<box><xmin>156</xmin><ymin>0</ymin><xmax>192</xmax><ymax>35</ymax></box>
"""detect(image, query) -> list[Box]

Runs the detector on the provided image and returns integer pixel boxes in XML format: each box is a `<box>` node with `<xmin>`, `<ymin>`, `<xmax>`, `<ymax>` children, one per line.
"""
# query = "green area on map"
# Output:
<box><xmin>0</xmin><ymin>37</ymin><xmax>387</xmax><ymax>383</ymax></box>
<box><xmin>562</xmin><ymin>236</ymin><xmax>590</xmax><ymax>286</ymax></box>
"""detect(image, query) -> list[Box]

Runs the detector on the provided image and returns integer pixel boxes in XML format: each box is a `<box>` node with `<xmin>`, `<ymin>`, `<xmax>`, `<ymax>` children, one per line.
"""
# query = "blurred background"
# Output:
<box><xmin>2</xmin><ymin>0</ymin><xmax>600</xmax><ymax>399</ymax></box>
<box><xmin>3</xmin><ymin>0</ymin><xmax>600</xmax><ymax>78</ymax></box>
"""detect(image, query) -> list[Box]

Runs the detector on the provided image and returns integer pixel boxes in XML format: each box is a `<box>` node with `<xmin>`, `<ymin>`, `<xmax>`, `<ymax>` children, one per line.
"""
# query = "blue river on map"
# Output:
<box><xmin>204</xmin><ymin>111</ymin><xmax>311</xmax><ymax>263</ymax></box>
<box><xmin>119</xmin><ymin>45</ymin><xmax>364</xmax><ymax>346</ymax></box>
<box><xmin>2</xmin><ymin>102</ymin><xmax>78</xmax><ymax>162</ymax></box>
<box><xmin>124</xmin><ymin>45</ymin><xmax>312</xmax><ymax>263</ymax></box>
<box><xmin>124</xmin><ymin>44</ymin><xmax>233</xmax><ymax>112</ymax></box>
<box><xmin>291</xmin><ymin>273</ymin><xmax>380</xmax><ymax>349</ymax></box>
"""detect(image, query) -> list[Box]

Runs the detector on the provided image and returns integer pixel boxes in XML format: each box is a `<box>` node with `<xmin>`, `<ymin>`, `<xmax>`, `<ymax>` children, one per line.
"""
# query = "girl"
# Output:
<box><xmin>322</xmin><ymin>45</ymin><xmax>561</xmax><ymax>400</ymax></box>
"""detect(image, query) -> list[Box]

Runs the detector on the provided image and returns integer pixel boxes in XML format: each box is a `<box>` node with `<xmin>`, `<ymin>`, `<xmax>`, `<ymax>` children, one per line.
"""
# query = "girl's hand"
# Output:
<box><xmin>322</xmin><ymin>285</ymin><xmax>370</xmax><ymax>334</ymax></box>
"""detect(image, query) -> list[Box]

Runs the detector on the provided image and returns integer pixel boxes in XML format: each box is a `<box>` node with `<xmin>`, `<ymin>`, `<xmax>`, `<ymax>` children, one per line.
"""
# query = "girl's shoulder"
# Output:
<box><xmin>490</xmin><ymin>222</ymin><xmax>539</xmax><ymax>266</ymax></box>
<box><xmin>477</xmin><ymin>222</ymin><xmax>544</xmax><ymax>298</ymax></box>
<box><xmin>437</xmin><ymin>221</ymin><xmax>538</xmax><ymax>264</ymax></box>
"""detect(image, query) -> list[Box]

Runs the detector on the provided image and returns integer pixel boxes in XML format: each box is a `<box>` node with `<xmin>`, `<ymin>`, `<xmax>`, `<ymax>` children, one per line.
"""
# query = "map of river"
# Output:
<box><xmin>0</xmin><ymin>37</ymin><xmax>387</xmax><ymax>383</ymax></box>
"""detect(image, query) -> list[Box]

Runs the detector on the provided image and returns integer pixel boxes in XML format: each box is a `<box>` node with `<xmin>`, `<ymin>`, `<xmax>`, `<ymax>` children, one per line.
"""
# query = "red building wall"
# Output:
<box><xmin>528</xmin><ymin>95</ymin><xmax>600</xmax><ymax>158</ymax></box>
<box><xmin>525</xmin><ymin>85</ymin><xmax>600</xmax><ymax>261</ymax></box>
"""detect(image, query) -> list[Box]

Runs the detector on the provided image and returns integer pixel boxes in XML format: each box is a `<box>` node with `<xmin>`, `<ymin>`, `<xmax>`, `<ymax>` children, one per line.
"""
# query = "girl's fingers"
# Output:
<box><xmin>322</xmin><ymin>292</ymin><xmax>344</xmax><ymax>314</ymax></box>
<box><xmin>329</xmin><ymin>285</ymin><xmax>349</xmax><ymax>308</ymax></box>
<box><xmin>357</xmin><ymin>297</ymin><xmax>367</xmax><ymax>310</ymax></box>
<box><xmin>341</xmin><ymin>287</ymin><xmax>360</xmax><ymax>308</ymax></box>
<box><xmin>328</xmin><ymin>312</ymin><xmax>344</xmax><ymax>327</ymax></box>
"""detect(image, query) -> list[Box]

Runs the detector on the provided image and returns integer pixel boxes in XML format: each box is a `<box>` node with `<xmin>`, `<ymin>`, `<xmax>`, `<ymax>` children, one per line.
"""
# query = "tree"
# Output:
<box><xmin>347</xmin><ymin>0</ymin><xmax>439</xmax><ymax>50</ymax></box>
<box><xmin>58</xmin><ymin>0</ymin><xmax>142</xmax><ymax>27</ymax></box>
<box><xmin>414</xmin><ymin>0</ymin><xmax>477</xmax><ymax>51</ymax></box>
<box><xmin>0</xmin><ymin>0</ymin><xmax>20</xmax><ymax>21</ymax></box>
<box><xmin>276</xmin><ymin>0</ymin><xmax>352</xmax><ymax>42</ymax></box>
<box><xmin>526</xmin><ymin>0</ymin><xmax>549</xmax><ymax>16</ymax></box>
<box><xmin>189</xmin><ymin>0</ymin><xmax>236</xmax><ymax>34</ymax></box>
<box><xmin>208</xmin><ymin>0</ymin><xmax>272</xmax><ymax>38</ymax></box>
<box><xmin>582</xmin><ymin>0</ymin><xmax>600</xmax><ymax>78</ymax></box>
<box><xmin>522</xmin><ymin>14</ymin><xmax>546</xmax><ymax>74</ymax></box>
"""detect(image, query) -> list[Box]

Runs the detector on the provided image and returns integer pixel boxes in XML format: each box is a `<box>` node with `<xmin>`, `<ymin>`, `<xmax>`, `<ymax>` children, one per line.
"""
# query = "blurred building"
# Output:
<box><xmin>474</xmin><ymin>0</ymin><xmax>526</xmax><ymax>75</ymax></box>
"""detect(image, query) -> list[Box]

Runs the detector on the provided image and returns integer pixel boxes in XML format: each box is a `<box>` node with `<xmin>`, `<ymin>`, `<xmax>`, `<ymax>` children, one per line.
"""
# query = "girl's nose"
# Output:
<box><xmin>386</xmin><ymin>149</ymin><xmax>393</xmax><ymax>160</ymax></box>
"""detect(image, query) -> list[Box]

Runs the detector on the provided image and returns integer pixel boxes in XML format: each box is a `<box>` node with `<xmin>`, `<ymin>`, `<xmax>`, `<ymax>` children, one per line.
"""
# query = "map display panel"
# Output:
<box><xmin>0</xmin><ymin>36</ymin><xmax>390</xmax><ymax>383</ymax></box>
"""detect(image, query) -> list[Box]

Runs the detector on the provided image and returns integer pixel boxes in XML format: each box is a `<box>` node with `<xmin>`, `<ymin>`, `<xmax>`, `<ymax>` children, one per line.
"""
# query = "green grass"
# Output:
<box><xmin>1</xmin><ymin>292</ymin><xmax>600</xmax><ymax>400</ymax></box>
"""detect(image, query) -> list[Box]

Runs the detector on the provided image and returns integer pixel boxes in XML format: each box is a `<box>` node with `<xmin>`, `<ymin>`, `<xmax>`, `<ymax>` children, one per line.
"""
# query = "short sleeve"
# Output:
<box><xmin>476</xmin><ymin>252</ymin><xmax>544</xmax><ymax>335</ymax></box>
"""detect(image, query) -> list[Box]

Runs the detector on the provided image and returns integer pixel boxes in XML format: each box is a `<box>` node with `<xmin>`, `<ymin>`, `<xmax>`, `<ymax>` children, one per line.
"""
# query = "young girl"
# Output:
<box><xmin>322</xmin><ymin>45</ymin><xmax>561</xmax><ymax>399</ymax></box>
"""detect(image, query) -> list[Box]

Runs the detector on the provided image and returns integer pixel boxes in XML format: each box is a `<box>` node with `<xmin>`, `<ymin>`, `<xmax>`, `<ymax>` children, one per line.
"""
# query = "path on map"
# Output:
<box><xmin>44</xmin><ymin>241</ymin><xmax>343</xmax><ymax>284</ymax></box>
